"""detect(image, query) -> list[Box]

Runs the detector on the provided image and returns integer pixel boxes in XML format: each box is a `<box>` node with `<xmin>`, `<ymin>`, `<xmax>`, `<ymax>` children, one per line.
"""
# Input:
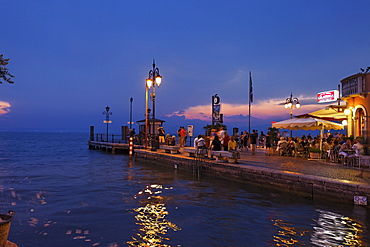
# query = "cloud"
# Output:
<box><xmin>0</xmin><ymin>101</ymin><xmax>11</xmax><ymax>115</ymax></box>
<box><xmin>166</xmin><ymin>95</ymin><xmax>335</xmax><ymax>122</ymax></box>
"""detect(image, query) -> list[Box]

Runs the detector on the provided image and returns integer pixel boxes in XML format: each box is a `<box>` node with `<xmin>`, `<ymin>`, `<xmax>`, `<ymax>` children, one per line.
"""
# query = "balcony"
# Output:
<box><xmin>341</xmin><ymin>73</ymin><xmax>368</xmax><ymax>98</ymax></box>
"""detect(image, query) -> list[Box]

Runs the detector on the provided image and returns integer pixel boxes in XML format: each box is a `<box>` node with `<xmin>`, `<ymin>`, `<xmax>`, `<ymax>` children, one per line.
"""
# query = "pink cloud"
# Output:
<box><xmin>166</xmin><ymin>96</ymin><xmax>334</xmax><ymax>121</ymax></box>
<box><xmin>0</xmin><ymin>101</ymin><xmax>11</xmax><ymax>115</ymax></box>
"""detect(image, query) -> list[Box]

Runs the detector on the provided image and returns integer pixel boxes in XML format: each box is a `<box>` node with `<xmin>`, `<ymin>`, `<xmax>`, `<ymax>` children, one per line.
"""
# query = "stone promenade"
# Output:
<box><xmin>135</xmin><ymin>146</ymin><xmax>370</xmax><ymax>205</ymax></box>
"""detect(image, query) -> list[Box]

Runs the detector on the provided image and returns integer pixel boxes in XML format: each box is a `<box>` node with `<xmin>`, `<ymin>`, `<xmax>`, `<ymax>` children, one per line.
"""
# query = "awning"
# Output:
<box><xmin>295</xmin><ymin>106</ymin><xmax>346</xmax><ymax>121</ymax></box>
<box><xmin>272</xmin><ymin>117</ymin><xmax>344</xmax><ymax>131</ymax></box>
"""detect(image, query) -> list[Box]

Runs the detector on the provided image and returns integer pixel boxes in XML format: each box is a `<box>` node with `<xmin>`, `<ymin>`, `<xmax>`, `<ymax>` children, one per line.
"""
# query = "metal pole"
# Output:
<box><xmin>130</xmin><ymin>97</ymin><xmax>133</xmax><ymax>130</ymax></box>
<box><xmin>152</xmin><ymin>61</ymin><xmax>156</xmax><ymax>120</ymax></box>
<box><xmin>145</xmin><ymin>86</ymin><xmax>149</xmax><ymax>149</ymax></box>
<box><xmin>290</xmin><ymin>108</ymin><xmax>293</xmax><ymax>137</ymax></box>
<box><xmin>106</xmin><ymin>121</ymin><xmax>109</xmax><ymax>142</ymax></box>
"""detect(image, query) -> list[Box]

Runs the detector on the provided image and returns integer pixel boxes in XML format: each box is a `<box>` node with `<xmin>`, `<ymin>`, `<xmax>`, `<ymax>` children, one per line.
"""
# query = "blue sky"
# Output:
<box><xmin>1</xmin><ymin>1</ymin><xmax>370</xmax><ymax>136</ymax></box>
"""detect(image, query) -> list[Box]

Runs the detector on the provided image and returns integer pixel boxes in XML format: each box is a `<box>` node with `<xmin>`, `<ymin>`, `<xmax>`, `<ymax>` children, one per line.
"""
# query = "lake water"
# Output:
<box><xmin>0</xmin><ymin>132</ymin><xmax>369</xmax><ymax>246</ymax></box>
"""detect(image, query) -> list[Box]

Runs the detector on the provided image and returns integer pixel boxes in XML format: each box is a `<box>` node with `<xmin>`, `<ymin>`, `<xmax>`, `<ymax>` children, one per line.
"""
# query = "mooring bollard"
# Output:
<box><xmin>0</xmin><ymin>211</ymin><xmax>15</xmax><ymax>247</ymax></box>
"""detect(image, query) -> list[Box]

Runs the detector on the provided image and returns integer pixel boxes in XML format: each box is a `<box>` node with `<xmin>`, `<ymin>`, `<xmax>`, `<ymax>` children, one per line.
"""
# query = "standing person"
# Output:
<box><xmin>130</xmin><ymin>128</ymin><xmax>136</xmax><ymax>137</ymax></box>
<box><xmin>228</xmin><ymin>136</ymin><xmax>240</xmax><ymax>164</ymax></box>
<box><xmin>179</xmin><ymin>126</ymin><xmax>187</xmax><ymax>147</ymax></box>
<box><xmin>193</xmin><ymin>135</ymin><xmax>199</xmax><ymax>148</ymax></box>
<box><xmin>243</xmin><ymin>131</ymin><xmax>249</xmax><ymax>151</ymax></box>
<box><xmin>210</xmin><ymin>135</ymin><xmax>222</xmax><ymax>159</ymax></box>
<box><xmin>158</xmin><ymin>127</ymin><xmax>165</xmax><ymax>144</ymax></box>
<box><xmin>223</xmin><ymin>132</ymin><xmax>230</xmax><ymax>151</ymax></box>
<box><xmin>218</xmin><ymin>127</ymin><xmax>226</xmax><ymax>144</ymax></box>
<box><xmin>265</xmin><ymin>133</ymin><xmax>272</xmax><ymax>156</ymax></box>
<box><xmin>259</xmin><ymin>131</ymin><xmax>266</xmax><ymax>148</ymax></box>
<box><xmin>249</xmin><ymin>130</ymin><xmax>258</xmax><ymax>155</ymax></box>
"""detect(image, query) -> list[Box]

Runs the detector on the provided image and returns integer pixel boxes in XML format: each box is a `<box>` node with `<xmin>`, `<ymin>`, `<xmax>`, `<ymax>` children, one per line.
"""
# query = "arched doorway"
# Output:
<box><xmin>354</xmin><ymin>106</ymin><xmax>366</xmax><ymax>138</ymax></box>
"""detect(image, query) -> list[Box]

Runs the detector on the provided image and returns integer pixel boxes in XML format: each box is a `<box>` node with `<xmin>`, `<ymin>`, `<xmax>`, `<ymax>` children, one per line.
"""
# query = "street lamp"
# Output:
<box><xmin>146</xmin><ymin>60</ymin><xmax>162</xmax><ymax>134</ymax></box>
<box><xmin>284</xmin><ymin>92</ymin><xmax>300</xmax><ymax>137</ymax></box>
<box><xmin>103</xmin><ymin>106</ymin><xmax>112</xmax><ymax>142</ymax></box>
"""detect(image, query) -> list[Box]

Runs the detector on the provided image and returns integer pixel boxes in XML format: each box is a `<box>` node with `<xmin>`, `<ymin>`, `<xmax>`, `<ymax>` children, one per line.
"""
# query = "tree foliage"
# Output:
<box><xmin>202</xmin><ymin>123</ymin><xmax>227</xmax><ymax>135</ymax></box>
<box><xmin>0</xmin><ymin>54</ymin><xmax>14</xmax><ymax>84</ymax></box>
<box><xmin>267</xmin><ymin>127</ymin><xmax>279</xmax><ymax>141</ymax></box>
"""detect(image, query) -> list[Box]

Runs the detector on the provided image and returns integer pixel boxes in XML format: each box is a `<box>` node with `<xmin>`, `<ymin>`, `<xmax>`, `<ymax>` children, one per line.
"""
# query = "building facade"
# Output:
<box><xmin>341</xmin><ymin>72</ymin><xmax>370</xmax><ymax>144</ymax></box>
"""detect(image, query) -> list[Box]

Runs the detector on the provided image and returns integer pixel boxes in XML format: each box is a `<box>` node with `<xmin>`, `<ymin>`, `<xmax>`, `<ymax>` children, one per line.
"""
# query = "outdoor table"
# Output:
<box><xmin>344</xmin><ymin>149</ymin><xmax>355</xmax><ymax>155</ymax></box>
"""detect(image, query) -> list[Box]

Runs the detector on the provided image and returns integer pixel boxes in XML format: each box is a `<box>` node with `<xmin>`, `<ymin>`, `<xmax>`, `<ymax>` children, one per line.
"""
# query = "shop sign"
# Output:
<box><xmin>317</xmin><ymin>90</ymin><xmax>339</xmax><ymax>103</ymax></box>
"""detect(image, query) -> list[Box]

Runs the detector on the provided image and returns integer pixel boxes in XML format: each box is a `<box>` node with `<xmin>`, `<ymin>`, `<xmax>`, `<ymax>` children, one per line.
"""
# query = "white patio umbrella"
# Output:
<box><xmin>272</xmin><ymin>117</ymin><xmax>344</xmax><ymax>151</ymax></box>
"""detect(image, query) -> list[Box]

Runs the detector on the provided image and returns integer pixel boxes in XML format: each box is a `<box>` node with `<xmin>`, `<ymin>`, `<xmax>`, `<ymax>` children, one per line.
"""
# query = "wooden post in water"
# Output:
<box><xmin>90</xmin><ymin>126</ymin><xmax>94</xmax><ymax>141</ymax></box>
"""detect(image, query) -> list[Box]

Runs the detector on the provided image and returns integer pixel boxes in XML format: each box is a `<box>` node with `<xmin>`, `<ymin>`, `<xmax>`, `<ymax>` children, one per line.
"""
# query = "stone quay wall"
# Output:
<box><xmin>134</xmin><ymin>150</ymin><xmax>370</xmax><ymax>206</ymax></box>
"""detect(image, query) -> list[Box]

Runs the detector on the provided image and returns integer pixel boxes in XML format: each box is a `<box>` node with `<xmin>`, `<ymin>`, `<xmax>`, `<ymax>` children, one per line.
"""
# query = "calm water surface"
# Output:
<box><xmin>0</xmin><ymin>132</ymin><xmax>369</xmax><ymax>246</ymax></box>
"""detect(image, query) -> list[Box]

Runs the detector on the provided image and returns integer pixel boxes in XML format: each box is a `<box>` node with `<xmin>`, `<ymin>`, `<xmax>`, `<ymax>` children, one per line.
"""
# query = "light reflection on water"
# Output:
<box><xmin>272</xmin><ymin>219</ymin><xmax>308</xmax><ymax>246</ymax></box>
<box><xmin>311</xmin><ymin>209</ymin><xmax>363</xmax><ymax>246</ymax></box>
<box><xmin>128</xmin><ymin>184</ymin><xmax>181</xmax><ymax>247</ymax></box>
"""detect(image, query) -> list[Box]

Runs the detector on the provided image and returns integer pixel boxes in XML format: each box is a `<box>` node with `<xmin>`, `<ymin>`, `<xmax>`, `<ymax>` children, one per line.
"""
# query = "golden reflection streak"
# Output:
<box><xmin>272</xmin><ymin>219</ymin><xmax>308</xmax><ymax>246</ymax></box>
<box><xmin>127</xmin><ymin>184</ymin><xmax>181</xmax><ymax>247</ymax></box>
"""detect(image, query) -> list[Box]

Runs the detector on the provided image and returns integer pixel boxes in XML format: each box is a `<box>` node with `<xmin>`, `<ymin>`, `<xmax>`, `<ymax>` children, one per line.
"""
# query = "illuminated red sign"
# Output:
<box><xmin>317</xmin><ymin>90</ymin><xmax>339</xmax><ymax>103</ymax></box>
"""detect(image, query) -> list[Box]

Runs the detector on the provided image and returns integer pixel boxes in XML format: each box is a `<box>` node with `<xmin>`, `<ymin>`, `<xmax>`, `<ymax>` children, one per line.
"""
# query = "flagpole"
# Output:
<box><xmin>248</xmin><ymin>71</ymin><xmax>252</xmax><ymax>134</ymax></box>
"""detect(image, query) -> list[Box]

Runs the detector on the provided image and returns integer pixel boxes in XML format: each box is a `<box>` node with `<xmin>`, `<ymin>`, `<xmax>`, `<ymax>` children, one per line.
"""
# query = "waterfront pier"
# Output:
<box><xmin>132</xmin><ymin>147</ymin><xmax>370</xmax><ymax>206</ymax></box>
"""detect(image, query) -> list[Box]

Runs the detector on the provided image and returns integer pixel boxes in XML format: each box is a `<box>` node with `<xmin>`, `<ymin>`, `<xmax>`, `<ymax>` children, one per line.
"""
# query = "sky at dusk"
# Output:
<box><xmin>1</xmin><ymin>1</ymin><xmax>370</xmax><ymax>136</ymax></box>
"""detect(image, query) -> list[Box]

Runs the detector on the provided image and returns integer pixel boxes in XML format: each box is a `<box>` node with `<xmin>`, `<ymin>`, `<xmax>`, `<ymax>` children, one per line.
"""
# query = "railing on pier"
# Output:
<box><xmin>91</xmin><ymin>134</ymin><xmax>129</xmax><ymax>144</ymax></box>
<box><xmin>90</xmin><ymin>133</ymin><xmax>146</xmax><ymax>145</ymax></box>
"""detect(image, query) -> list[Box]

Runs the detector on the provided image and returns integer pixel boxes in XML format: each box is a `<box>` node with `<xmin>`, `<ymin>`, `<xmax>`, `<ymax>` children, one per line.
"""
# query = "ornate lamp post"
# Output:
<box><xmin>103</xmin><ymin>106</ymin><xmax>112</xmax><ymax>142</ymax></box>
<box><xmin>284</xmin><ymin>93</ymin><xmax>300</xmax><ymax>137</ymax></box>
<box><xmin>146</xmin><ymin>60</ymin><xmax>162</xmax><ymax>135</ymax></box>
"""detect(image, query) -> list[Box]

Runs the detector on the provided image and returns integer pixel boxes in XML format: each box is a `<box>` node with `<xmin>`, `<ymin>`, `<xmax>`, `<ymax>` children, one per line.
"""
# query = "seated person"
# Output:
<box><xmin>339</xmin><ymin>139</ymin><xmax>352</xmax><ymax>164</ymax></box>
<box><xmin>276</xmin><ymin>137</ymin><xmax>287</xmax><ymax>155</ymax></box>
<box><xmin>228</xmin><ymin>136</ymin><xmax>240</xmax><ymax>164</ymax></box>
<box><xmin>286</xmin><ymin>137</ymin><xmax>295</xmax><ymax>156</ymax></box>
<box><xmin>352</xmin><ymin>140</ymin><xmax>364</xmax><ymax>157</ymax></box>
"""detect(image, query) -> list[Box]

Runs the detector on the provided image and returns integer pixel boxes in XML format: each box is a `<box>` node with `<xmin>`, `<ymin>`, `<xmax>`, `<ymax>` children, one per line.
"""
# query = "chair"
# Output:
<box><xmin>332</xmin><ymin>146</ymin><xmax>342</xmax><ymax>163</ymax></box>
<box><xmin>294</xmin><ymin>143</ymin><xmax>305</xmax><ymax>157</ymax></box>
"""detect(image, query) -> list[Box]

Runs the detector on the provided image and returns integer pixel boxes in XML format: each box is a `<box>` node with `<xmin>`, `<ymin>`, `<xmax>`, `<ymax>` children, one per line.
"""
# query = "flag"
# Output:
<box><xmin>249</xmin><ymin>71</ymin><xmax>253</xmax><ymax>103</ymax></box>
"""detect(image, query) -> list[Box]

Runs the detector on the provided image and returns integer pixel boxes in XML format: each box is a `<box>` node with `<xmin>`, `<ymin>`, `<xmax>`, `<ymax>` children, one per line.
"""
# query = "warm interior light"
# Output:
<box><xmin>342</xmin><ymin>120</ymin><xmax>348</xmax><ymax>126</ymax></box>
<box><xmin>146</xmin><ymin>78</ymin><xmax>153</xmax><ymax>89</ymax></box>
<box><xmin>344</xmin><ymin>109</ymin><xmax>351</xmax><ymax>116</ymax></box>
<box><xmin>285</xmin><ymin>102</ymin><xmax>292</xmax><ymax>109</ymax></box>
<box><xmin>155</xmin><ymin>76</ymin><xmax>162</xmax><ymax>87</ymax></box>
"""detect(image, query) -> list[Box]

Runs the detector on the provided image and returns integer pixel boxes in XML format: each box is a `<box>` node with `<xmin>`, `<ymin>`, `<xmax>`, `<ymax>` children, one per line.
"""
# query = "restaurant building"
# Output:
<box><xmin>341</xmin><ymin>70</ymin><xmax>370</xmax><ymax>144</ymax></box>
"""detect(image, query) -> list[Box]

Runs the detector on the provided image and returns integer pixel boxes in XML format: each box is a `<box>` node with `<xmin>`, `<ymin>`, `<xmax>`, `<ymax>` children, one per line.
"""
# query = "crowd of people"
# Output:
<box><xmin>274</xmin><ymin>132</ymin><xmax>365</xmax><ymax>164</ymax></box>
<box><xmin>138</xmin><ymin>125</ymin><xmax>366</xmax><ymax>166</ymax></box>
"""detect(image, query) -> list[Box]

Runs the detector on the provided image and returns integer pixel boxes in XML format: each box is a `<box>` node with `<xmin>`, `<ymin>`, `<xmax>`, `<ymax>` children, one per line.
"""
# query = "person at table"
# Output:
<box><xmin>339</xmin><ymin>139</ymin><xmax>353</xmax><ymax>165</ymax></box>
<box><xmin>286</xmin><ymin>137</ymin><xmax>295</xmax><ymax>156</ymax></box>
<box><xmin>326</xmin><ymin>139</ymin><xmax>335</xmax><ymax>161</ymax></box>
<box><xmin>352</xmin><ymin>139</ymin><xmax>364</xmax><ymax>156</ymax></box>
<box><xmin>276</xmin><ymin>137</ymin><xmax>287</xmax><ymax>155</ymax></box>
